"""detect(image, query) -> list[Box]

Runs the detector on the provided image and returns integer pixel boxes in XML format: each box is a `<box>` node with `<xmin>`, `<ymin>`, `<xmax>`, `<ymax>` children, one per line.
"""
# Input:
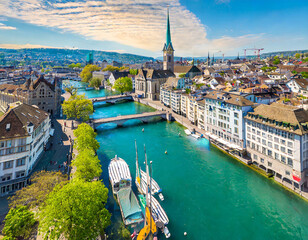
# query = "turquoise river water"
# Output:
<box><xmin>70</xmin><ymin>81</ymin><xmax>308</xmax><ymax>240</ymax></box>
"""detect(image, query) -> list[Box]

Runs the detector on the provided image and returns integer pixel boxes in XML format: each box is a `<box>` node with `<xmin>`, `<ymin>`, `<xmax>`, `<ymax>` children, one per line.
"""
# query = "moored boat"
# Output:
<box><xmin>108</xmin><ymin>155</ymin><xmax>143</xmax><ymax>226</ymax></box>
<box><xmin>184</xmin><ymin>129</ymin><xmax>191</xmax><ymax>135</ymax></box>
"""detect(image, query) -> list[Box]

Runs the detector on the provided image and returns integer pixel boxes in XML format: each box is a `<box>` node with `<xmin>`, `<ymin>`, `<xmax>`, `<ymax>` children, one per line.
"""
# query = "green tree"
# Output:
<box><xmin>185</xmin><ymin>88</ymin><xmax>191</xmax><ymax>94</ymax></box>
<box><xmin>89</xmin><ymin>77</ymin><xmax>101</xmax><ymax>89</ymax></box>
<box><xmin>179</xmin><ymin>73</ymin><xmax>186</xmax><ymax>78</ymax></box>
<box><xmin>301</xmin><ymin>72</ymin><xmax>308</xmax><ymax>79</ymax></box>
<box><xmin>295</xmin><ymin>53</ymin><xmax>301</xmax><ymax>59</ymax></box>
<box><xmin>113</xmin><ymin>77</ymin><xmax>133</xmax><ymax>94</ymax></box>
<box><xmin>72</xmin><ymin>150</ymin><xmax>102</xmax><ymax>181</ymax></box>
<box><xmin>64</xmin><ymin>84</ymin><xmax>78</xmax><ymax>96</ymax></box>
<box><xmin>103</xmin><ymin>65</ymin><xmax>120</xmax><ymax>72</ymax></box>
<box><xmin>39</xmin><ymin>180</ymin><xmax>111</xmax><ymax>240</ymax></box>
<box><xmin>62</xmin><ymin>94</ymin><xmax>93</xmax><ymax>122</ymax></box>
<box><xmin>273</xmin><ymin>58</ymin><xmax>281</xmax><ymax>65</ymax></box>
<box><xmin>129</xmin><ymin>69</ymin><xmax>138</xmax><ymax>75</ymax></box>
<box><xmin>80</xmin><ymin>64</ymin><xmax>101</xmax><ymax>83</ymax></box>
<box><xmin>9</xmin><ymin>171</ymin><xmax>68</xmax><ymax>209</ymax></box>
<box><xmin>73</xmin><ymin>123</ymin><xmax>100</xmax><ymax>152</ymax></box>
<box><xmin>3</xmin><ymin>206</ymin><xmax>36</xmax><ymax>240</ymax></box>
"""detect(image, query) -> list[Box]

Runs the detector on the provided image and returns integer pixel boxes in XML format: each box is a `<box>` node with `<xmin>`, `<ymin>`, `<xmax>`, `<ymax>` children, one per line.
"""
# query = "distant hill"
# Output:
<box><xmin>0</xmin><ymin>48</ymin><xmax>154</xmax><ymax>64</ymax></box>
<box><xmin>261</xmin><ymin>50</ymin><xmax>308</xmax><ymax>58</ymax></box>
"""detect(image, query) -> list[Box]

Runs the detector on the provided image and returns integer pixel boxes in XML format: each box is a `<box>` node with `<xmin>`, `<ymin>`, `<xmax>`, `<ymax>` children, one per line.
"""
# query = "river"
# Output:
<box><xmin>69</xmin><ymin>81</ymin><xmax>308</xmax><ymax>240</ymax></box>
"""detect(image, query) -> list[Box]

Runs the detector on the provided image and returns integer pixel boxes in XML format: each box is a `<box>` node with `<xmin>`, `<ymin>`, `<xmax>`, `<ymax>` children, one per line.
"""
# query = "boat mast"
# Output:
<box><xmin>135</xmin><ymin>140</ymin><xmax>140</xmax><ymax>185</ymax></box>
<box><xmin>144</xmin><ymin>145</ymin><xmax>151</xmax><ymax>231</ymax></box>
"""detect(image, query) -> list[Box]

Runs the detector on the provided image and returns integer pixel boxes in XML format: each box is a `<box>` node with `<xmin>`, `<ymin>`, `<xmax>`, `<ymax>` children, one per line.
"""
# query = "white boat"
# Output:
<box><xmin>108</xmin><ymin>155</ymin><xmax>143</xmax><ymax>226</ymax></box>
<box><xmin>191</xmin><ymin>133</ymin><xmax>201</xmax><ymax>139</ymax></box>
<box><xmin>158</xmin><ymin>193</ymin><xmax>164</xmax><ymax>201</ymax></box>
<box><xmin>164</xmin><ymin>226</ymin><xmax>171</xmax><ymax>238</ymax></box>
<box><xmin>148</xmin><ymin>194</ymin><xmax>169</xmax><ymax>226</ymax></box>
<box><xmin>184</xmin><ymin>129</ymin><xmax>191</xmax><ymax>135</ymax></box>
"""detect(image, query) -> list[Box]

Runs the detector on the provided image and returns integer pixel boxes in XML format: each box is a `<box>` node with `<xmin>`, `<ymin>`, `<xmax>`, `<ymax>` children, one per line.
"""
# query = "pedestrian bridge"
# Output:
<box><xmin>91</xmin><ymin>95</ymin><xmax>133</xmax><ymax>104</ymax></box>
<box><xmin>91</xmin><ymin>111</ymin><xmax>170</xmax><ymax>128</ymax></box>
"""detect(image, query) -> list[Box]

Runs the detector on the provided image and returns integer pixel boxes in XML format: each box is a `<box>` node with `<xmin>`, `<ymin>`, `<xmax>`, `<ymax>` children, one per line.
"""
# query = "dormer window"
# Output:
<box><xmin>6</xmin><ymin>123</ymin><xmax>10</xmax><ymax>131</ymax></box>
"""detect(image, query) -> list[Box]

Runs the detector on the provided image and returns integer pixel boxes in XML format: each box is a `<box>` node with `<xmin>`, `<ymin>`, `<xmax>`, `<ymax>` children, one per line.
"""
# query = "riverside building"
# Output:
<box><xmin>204</xmin><ymin>91</ymin><xmax>254</xmax><ymax>149</ymax></box>
<box><xmin>0</xmin><ymin>103</ymin><xmax>51</xmax><ymax>196</ymax></box>
<box><xmin>245</xmin><ymin>103</ymin><xmax>308</xmax><ymax>192</ymax></box>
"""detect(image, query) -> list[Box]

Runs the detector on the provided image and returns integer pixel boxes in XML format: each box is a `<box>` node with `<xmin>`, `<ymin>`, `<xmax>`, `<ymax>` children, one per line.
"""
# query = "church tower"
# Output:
<box><xmin>163</xmin><ymin>8</ymin><xmax>174</xmax><ymax>72</ymax></box>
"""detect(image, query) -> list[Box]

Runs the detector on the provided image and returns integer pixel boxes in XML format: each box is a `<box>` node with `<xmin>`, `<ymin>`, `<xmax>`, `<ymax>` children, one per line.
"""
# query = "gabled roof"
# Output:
<box><xmin>174</xmin><ymin>65</ymin><xmax>201</xmax><ymax>74</ymax></box>
<box><xmin>137</xmin><ymin>69</ymin><xmax>175</xmax><ymax>80</ymax></box>
<box><xmin>110</xmin><ymin>71</ymin><xmax>129</xmax><ymax>80</ymax></box>
<box><xmin>0</xmin><ymin>103</ymin><xmax>49</xmax><ymax>139</ymax></box>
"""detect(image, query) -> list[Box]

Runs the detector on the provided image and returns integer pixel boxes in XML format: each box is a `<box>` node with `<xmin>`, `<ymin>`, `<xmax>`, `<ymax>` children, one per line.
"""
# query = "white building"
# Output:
<box><xmin>0</xmin><ymin>103</ymin><xmax>51</xmax><ymax>196</ymax></box>
<box><xmin>245</xmin><ymin>103</ymin><xmax>308</xmax><ymax>192</ymax></box>
<box><xmin>204</xmin><ymin>91</ymin><xmax>254</xmax><ymax>149</ymax></box>
<box><xmin>286</xmin><ymin>78</ymin><xmax>308</xmax><ymax>97</ymax></box>
<box><xmin>170</xmin><ymin>90</ymin><xmax>182</xmax><ymax>114</ymax></box>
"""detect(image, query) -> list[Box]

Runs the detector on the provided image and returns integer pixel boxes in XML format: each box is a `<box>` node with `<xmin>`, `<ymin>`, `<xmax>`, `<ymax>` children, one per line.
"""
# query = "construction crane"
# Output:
<box><xmin>243</xmin><ymin>48</ymin><xmax>264</xmax><ymax>59</ymax></box>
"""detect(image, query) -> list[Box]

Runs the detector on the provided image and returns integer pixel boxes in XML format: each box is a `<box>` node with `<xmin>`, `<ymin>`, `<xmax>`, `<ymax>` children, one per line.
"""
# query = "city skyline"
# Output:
<box><xmin>0</xmin><ymin>0</ymin><xmax>307</xmax><ymax>57</ymax></box>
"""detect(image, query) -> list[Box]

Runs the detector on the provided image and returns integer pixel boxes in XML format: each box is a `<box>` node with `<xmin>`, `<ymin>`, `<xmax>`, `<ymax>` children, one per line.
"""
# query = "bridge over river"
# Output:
<box><xmin>91</xmin><ymin>111</ymin><xmax>172</xmax><ymax>128</ymax></box>
<box><xmin>91</xmin><ymin>94</ymin><xmax>133</xmax><ymax>104</ymax></box>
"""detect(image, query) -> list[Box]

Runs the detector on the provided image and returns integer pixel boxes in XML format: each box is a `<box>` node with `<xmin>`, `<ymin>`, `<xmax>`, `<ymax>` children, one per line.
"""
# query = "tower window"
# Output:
<box><xmin>168</xmin><ymin>56</ymin><xmax>171</xmax><ymax>62</ymax></box>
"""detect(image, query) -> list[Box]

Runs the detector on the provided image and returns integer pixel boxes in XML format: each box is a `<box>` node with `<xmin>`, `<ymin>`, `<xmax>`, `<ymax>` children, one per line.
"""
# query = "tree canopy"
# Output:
<box><xmin>80</xmin><ymin>64</ymin><xmax>101</xmax><ymax>83</ymax></box>
<box><xmin>71</xmin><ymin>150</ymin><xmax>102</xmax><ymax>181</ymax></box>
<box><xmin>295</xmin><ymin>53</ymin><xmax>301</xmax><ymax>59</ymax></box>
<box><xmin>64</xmin><ymin>84</ymin><xmax>78</xmax><ymax>96</ymax></box>
<box><xmin>103</xmin><ymin>65</ymin><xmax>128</xmax><ymax>72</ymax></box>
<box><xmin>3</xmin><ymin>206</ymin><xmax>36</xmax><ymax>240</ymax></box>
<box><xmin>89</xmin><ymin>77</ymin><xmax>101</xmax><ymax>89</ymax></box>
<box><xmin>68</xmin><ymin>63</ymin><xmax>82</xmax><ymax>68</ymax></box>
<box><xmin>113</xmin><ymin>77</ymin><xmax>133</xmax><ymax>94</ymax></box>
<box><xmin>73</xmin><ymin>123</ymin><xmax>100</xmax><ymax>152</ymax></box>
<box><xmin>39</xmin><ymin>180</ymin><xmax>111</xmax><ymax>240</ymax></box>
<box><xmin>129</xmin><ymin>69</ymin><xmax>138</xmax><ymax>75</ymax></box>
<box><xmin>62</xmin><ymin>94</ymin><xmax>93</xmax><ymax>122</ymax></box>
<box><xmin>179</xmin><ymin>73</ymin><xmax>186</xmax><ymax>78</ymax></box>
<box><xmin>9</xmin><ymin>171</ymin><xmax>68</xmax><ymax>209</ymax></box>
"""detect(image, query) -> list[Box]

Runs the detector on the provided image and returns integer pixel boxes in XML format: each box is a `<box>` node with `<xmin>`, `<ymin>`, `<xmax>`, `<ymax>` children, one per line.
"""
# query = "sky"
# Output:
<box><xmin>0</xmin><ymin>0</ymin><xmax>307</xmax><ymax>57</ymax></box>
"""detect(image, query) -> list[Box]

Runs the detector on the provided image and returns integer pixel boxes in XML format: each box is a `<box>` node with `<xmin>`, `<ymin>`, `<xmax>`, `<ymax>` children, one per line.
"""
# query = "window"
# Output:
<box><xmin>234</xmin><ymin>119</ymin><xmax>238</xmax><ymax>125</ymax></box>
<box><xmin>268</xmin><ymin>150</ymin><xmax>273</xmax><ymax>157</ymax></box>
<box><xmin>268</xmin><ymin>162</ymin><xmax>272</xmax><ymax>167</ymax></box>
<box><xmin>268</xmin><ymin>141</ymin><xmax>272</xmax><ymax>148</ymax></box>
<box><xmin>262</xmin><ymin>147</ymin><xmax>266</xmax><ymax>154</ymax></box>
<box><xmin>261</xmin><ymin>158</ymin><xmax>264</xmax><ymax>163</ymax></box>
<box><xmin>262</xmin><ymin>139</ymin><xmax>266</xmax><ymax>145</ymax></box>
<box><xmin>257</xmin><ymin>137</ymin><xmax>261</xmax><ymax>143</ymax></box>
<box><xmin>16</xmin><ymin>171</ymin><xmax>25</xmax><ymax>178</ymax></box>
<box><xmin>287</xmin><ymin>158</ymin><xmax>293</xmax><ymax>167</ymax></box>
<box><xmin>285</xmin><ymin>170</ymin><xmax>290</xmax><ymax>176</ymax></box>
<box><xmin>234</xmin><ymin>127</ymin><xmax>238</xmax><ymax>134</ymax></box>
<box><xmin>257</xmin><ymin>131</ymin><xmax>260</xmax><ymax>135</ymax></box>
<box><xmin>252</xmin><ymin>128</ymin><xmax>256</xmax><ymax>134</ymax></box>
<box><xmin>16</xmin><ymin>157</ymin><xmax>26</xmax><ymax>167</ymax></box>
<box><xmin>274</xmin><ymin>137</ymin><xmax>279</xmax><ymax>143</ymax></box>
<box><xmin>281</xmin><ymin>155</ymin><xmax>286</xmax><ymax>163</ymax></box>
<box><xmin>247</xmin><ymin>133</ymin><xmax>251</xmax><ymax>139</ymax></box>
<box><xmin>262</xmin><ymin>132</ymin><xmax>266</xmax><ymax>138</ymax></box>
<box><xmin>274</xmin><ymin>144</ymin><xmax>279</xmax><ymax>150</ymax></box>
<box><xmin>6</xmin><ymin>140</ymin><xmax>11</xmax><ymax>147</ymax></box>
<box><xmin>3</xmin><ymin>161</ymin><xmax>13</xmax><ymax>170</ymax></box>
<box><xmin>275</xmin><ymin>153</ymin><xmax>279</xmax><ymax>160</ymax></box>
<box><xmin>287</xmin><ymin>142</ymin><xmax>293</xmax><ymax>148</ymax></box>
<box><xmin>281</xmin><ymin>139</ymin><xmax>286</xmax><ymax>145</ymax></box>
<box><xmin>281</xmin><ymin>146</ymin><xmax>286</xmax><ymax>153</ymax></box>
<box><xmin>234</xmin><ymin>112</ymin><xmax>239</xmax><ymax>118</ymax></box>
<box><xmin>0</xmin><ymin>141</ymin><xmax>5</xmax><ymax>148</ymax></box>
<box><xmin>253</xmin><ymin>154</ymin><xmax>258</xmax><ymax>160</ymax></box>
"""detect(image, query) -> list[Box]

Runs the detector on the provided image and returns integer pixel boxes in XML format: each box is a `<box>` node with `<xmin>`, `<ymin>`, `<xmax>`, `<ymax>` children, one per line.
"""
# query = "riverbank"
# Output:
<box><xmin>133</xmin><ymin>96</ymin><xmax>308</xmax><ymax>202</ymax></box>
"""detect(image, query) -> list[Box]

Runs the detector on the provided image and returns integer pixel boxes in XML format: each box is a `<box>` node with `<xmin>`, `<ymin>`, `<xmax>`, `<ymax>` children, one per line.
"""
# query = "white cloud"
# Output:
<box><xmin>0</xmin><ymin>23</ymin><xmax>16</xmax><ymax>30</ymax></box>
<box><xmin>0</xmin><ymin>0</ymin><xmax>262</xmax><ymax>56</ymax></box>
<box><xmin>215</xmin><ymin>0</ymin><xmax>230</xmax><ymax>4</ymax></box>
<box><xmin>0</xmin><ymin>43</ymin><xmax>55</xmax><ymax>49</ymax></box>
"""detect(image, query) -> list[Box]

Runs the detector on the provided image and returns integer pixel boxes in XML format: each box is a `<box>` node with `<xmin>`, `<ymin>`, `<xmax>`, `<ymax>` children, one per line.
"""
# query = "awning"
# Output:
<box><xmin>49</xmin><ymin>128</ymin><xmax>55</xmax><ymax>136</ymax></box>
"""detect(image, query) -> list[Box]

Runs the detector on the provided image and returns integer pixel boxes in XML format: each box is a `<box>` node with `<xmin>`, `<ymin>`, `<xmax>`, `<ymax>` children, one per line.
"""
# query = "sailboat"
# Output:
<box><xmin>136</xmin><ymin>144</ymin><xmax>171</xmax><ymax>239</ymax></box>
<box><xmin>135</xmin><ymin>141</ymin><xmax>164</xmax><ymax>201</ymax></box>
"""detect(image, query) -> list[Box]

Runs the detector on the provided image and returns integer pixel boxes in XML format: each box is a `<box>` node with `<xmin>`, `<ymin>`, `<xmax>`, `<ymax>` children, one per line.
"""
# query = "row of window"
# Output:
<box><xmin>1</xmin><ymin>171</ymin><xmax>25</xmax><ymax>182</ymax></box>
<box><xmin>0</xmin><ymin>146</ymin><xmax>26</xmax><ymax>156</ymax></box>
<box><xmin>253</xmin><ymin>155</ymin><xmax>292</xmax><ymax>177</ymax></box>
<box><xmin>0</xmin><ymin>138</ymin><xmax>26</xmax><ymax>149</ymax></box>
<box><xmin>2</xmin><ymin>157</ymin><xmax>26</xmax><ymax>170</ymax></box>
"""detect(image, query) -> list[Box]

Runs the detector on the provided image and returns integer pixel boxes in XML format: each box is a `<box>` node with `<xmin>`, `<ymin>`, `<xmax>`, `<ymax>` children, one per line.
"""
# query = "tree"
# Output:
<box><xmin>71</xmin><ymin>150</ymin><xmax>102</xmax><ymax>181</ymax></box>
<box><xmin>185</xmin><ymin>88</ymin><xmax>191</xmax><ymax>94</ymax></box>
<box><xmin>179</xmin><ymin>73</ymin><xmax>186</xmax><ymax>78</ymax></box>
<box><xmin>3</xmin><ymin>206</ymin><xmax>36</xmax><ymax>240</ymax></box>
<box><xmin>295</xmin><ymin>53</ymin><xmax>301</xmax><ymax>59</ymax></box>
<box><xmin>80</xmin><ymin>64</ymin><xmax>101</xmax><ymax>83</ymax></box>
<box><xmin>273</xmin><ymin>58</ymin><xmax>281</xmax><ymax>65</ymax></box>
<box><xmin>103</xmin><ymin>65</ymin><xmax>120</xmax><ymax>72</ymax></box>
<box><xmin>62</xmin><ymin>94</ymin><xmax>93</xmax><ymax>122</ymax></box>
<box><xmin>9</xmin><ymin>171</ymin><xmax>68</xmax><ymax>209</ymax></box>
<box><xmin>129</xmin><ymin>69</ymin><xmax>138</xmax><ymax>75</ymax></box>
<box><xmin>89</xmin><ymin>77</ymin><xmax>101</xmax><ymax>89</ymax></box>
<box><xmin>73</xmin><ymin>123</ymin><xmax>100</xmax><ymax>152</ymax></box>
<box><xmin>113</xmin><ymin>77</ymin><xmax>133</xmax><ymax>94</ymax></box>
<box><xmin>301</xmin><ymin>72</ymin><xmax>308</xmax><ymax>79</ymax></box>
<box><xmin>39</xmin><ymin>180</ymin><xmax>111</xmax><ymax>240</ymax></box>
<box><xmin>64</xmin><ymin>84</ymin><xmax>78</xmax><ymax>96</ymax></box>
<box><xmin>68</xmin><ymin>63</ymin><xmax>82</xmax><ymax>68</ymax></box>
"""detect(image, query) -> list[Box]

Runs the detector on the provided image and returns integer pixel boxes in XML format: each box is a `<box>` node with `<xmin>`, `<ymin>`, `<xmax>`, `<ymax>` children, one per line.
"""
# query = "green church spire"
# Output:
<box><xmin>166</xmin><ymin>8</ymin><xmax>172</xmax><ymax>50</ymax></box>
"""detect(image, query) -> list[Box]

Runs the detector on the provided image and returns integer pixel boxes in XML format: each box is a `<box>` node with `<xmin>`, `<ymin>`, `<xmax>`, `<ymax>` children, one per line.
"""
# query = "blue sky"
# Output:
<box><xmin>0</xmin><ymin>0</ymin><xmax>307</xmax><ymax>57</ymax></box>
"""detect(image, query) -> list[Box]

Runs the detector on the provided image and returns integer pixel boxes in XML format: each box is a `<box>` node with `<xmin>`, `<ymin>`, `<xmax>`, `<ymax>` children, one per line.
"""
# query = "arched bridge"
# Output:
<box><xmin>91</xmin><ymin>95</ymin><xmax>133</xmax><ymax>104</ymax></box>
<box><xmin>91</xmin><ymin>111</ymin><xmax>171</xmax><ymax>128</ymax></box>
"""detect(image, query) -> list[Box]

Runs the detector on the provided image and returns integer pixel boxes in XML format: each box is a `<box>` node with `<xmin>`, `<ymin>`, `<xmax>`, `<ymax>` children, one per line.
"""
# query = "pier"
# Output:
<box><xmin>91</xmin><ymin>94</ymin><xmax>133</xmax><ymax>104</ymax></box>
<box><xmin>91</xmin><ymin>111</ymin><xmax>171</xmax><ymax>128</ymax></box>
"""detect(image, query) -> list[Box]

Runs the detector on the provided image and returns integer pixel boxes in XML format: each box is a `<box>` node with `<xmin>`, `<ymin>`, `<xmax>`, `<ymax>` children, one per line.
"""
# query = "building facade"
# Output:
<box><xmin>0</xmin><ymin>103</ymin><xmax>51</xmax><ymax>196</ymax></box>
<box><xmin>0</xmin><ymin>75</ymin><xmax>61</xmax><ymax>116</ymax></box>
<box><xmin>204</xmin><ymin>91</ymin><xmax>254</xmax><ymax>149</ymax></box>
<box><xmin>245</xmin><ymin>103</ymin><xmax>308</xmax><ymax>192</ymax></box>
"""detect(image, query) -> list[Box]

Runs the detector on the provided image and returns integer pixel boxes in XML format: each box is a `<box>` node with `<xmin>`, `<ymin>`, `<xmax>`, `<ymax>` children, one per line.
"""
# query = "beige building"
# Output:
<box><xmin>0</xmin><ymin>75</ymin><xmax>61</xmax><ymax>116</ymax></box>
<box><xmin>0</xmin><ymin>103</ymin><xmax>51</xmax><ymax>196</ymax></box>
<box><xmin>245</xmin><ymin>103</ymin><xmax>308</xmax><ymax>192</ymax></box>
